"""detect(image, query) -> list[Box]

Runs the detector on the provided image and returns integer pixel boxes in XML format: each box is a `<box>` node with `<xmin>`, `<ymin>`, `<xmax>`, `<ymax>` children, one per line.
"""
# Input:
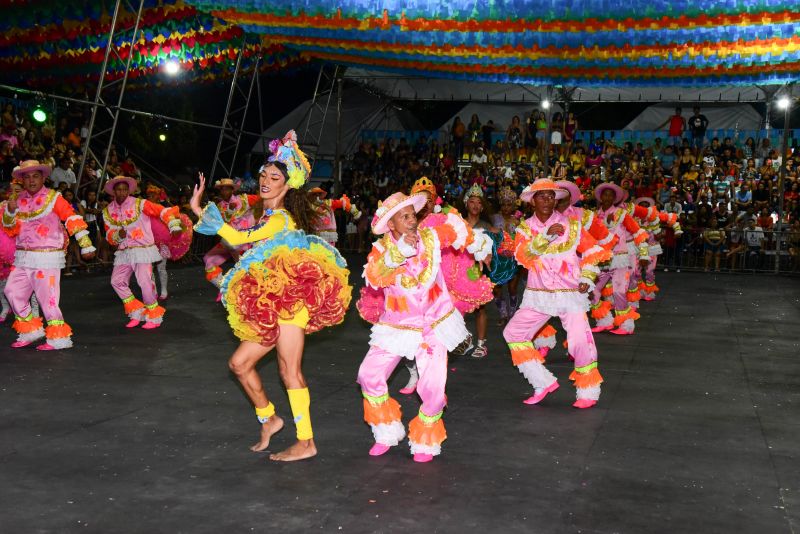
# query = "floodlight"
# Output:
<box><xmin>777</xmin><ymin>96</ymin><xmax>791</xmax><ymax>110</ymax></box>
<box><xmin>164</xmin><ymin>60</ymin><xmax>180</xmax><ymax>75</ymax></box>
<box><xmin>158</xmin><ymin>133</ymin><xmax>167</xmax><ymax>142</ymax></box>
<box><xmin>32</xmin><ymin>106</ymin><xmax>47</xmax><ymax>123</ymax></box>
<box><xmin>541</xmin><ymin>100</ymin><xmax>551</xmax><ymax>110</ymax></box>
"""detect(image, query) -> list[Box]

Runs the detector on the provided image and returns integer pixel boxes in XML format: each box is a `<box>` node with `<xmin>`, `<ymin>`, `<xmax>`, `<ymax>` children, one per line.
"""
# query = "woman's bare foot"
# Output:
<box><xmin>250</xmin><ymin>416</ymin><xmax>284</xmax><ymax>452</ymax></box>
<box><xmin>269</xmin><ymin>439</ymin><xmax>317</xmax><ymax>462</ymax></box>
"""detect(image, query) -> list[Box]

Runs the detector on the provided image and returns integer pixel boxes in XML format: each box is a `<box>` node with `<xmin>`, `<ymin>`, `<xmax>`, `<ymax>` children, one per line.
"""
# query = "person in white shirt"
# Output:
<box><xmin>50</xmin><ymin>157</ymin><xmax>76</xmax><ymax>189</ymax></box>
<box><xmin>744</xmin><ymin>219</ymin><xmax>764</xmax><ymax>268</ymax></box>
<box><xmin>470</xmin><ymin>146</ymin><xmax>488</xmax><ymax>165</ymax></box>
<box><xmin>663</xmin><ymin>193</ymin><xmax>683</xmax><ymax>215</ymax></box>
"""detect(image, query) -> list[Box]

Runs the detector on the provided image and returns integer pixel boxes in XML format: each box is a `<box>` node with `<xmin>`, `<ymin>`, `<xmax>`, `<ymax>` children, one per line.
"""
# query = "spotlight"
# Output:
<box><xmin>158</xmin><ymin>133</ymin><xmax>167</xmax><ymax>142</ymax></box>
<box><xmin>164</xmin><ymin>60</ymin><xmax>180</xmax><ymax>75</ymax></box>
<box><xmin>777</xmin><ymin>96</ymin><xmax>791</xmax><ymax>110</ymax></box>
<box><xmin>541</xmin><ymin>100</ymin><xmax>551</xmax><ymax>110</ymax></box>
<box><xmin>32</xmin><ymin>105</ymin><xmax>47</xmax><ymax>123</ymax></box>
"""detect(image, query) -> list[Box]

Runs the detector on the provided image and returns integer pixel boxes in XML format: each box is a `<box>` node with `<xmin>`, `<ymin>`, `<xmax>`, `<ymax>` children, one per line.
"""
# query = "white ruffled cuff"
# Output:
<box><xmin>466</xmin><ymin>228</ymin><xmax>493</xmax><ymax>262</ymax></box>
<box><xmin>396</xmin><ymin>237</ymin><xmax>417</xmax><ymax>258</ymax></box>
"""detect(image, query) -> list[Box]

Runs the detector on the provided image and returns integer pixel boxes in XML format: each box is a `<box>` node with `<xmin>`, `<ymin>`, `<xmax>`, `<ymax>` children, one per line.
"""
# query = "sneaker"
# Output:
<box><xmin>471</xmin><ymin>343</ymin><xmax>488</xmax><ymax>358</ymax></box>
<box><xmin>452</xmin><ymin>334</ymin><xmax>474</xmax><ymax>356</ymax></box>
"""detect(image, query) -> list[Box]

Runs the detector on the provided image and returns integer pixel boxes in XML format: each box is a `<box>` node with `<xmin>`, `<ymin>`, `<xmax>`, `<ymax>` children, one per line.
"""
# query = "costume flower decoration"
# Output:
<box><xmin>266</xmin><ymin>130</ymin><xmax>311</xmax><ymax>190</ymax></box>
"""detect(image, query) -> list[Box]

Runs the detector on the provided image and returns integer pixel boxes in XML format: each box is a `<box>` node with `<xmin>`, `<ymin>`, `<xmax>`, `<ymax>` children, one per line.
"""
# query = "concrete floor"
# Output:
<box><xmin>0</xmin><ymin>257</ymin><xmax>798</xmax><ymax>533</ymax></box>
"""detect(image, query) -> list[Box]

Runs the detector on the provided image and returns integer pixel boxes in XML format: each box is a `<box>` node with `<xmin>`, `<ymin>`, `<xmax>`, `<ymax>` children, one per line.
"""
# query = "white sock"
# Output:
<box><xmin>156</xmin><ymin>259</ymin><xmax>168</xmax><ymax>297</ymax></box>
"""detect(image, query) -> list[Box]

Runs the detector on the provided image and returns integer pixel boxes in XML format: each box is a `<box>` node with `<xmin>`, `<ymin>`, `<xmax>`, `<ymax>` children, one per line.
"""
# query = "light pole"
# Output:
<box><xmin>775</xmin><ymin>90</ymin><xmax>793</xmax><ymax>272</ymax></box>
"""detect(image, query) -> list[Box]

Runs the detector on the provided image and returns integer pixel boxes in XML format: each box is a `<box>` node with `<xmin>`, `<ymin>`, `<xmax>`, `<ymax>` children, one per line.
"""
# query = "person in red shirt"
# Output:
<box><xmin>659</xmin><ymin>107</ymin><xmax>686</xmax><ymax>148</ymax></box>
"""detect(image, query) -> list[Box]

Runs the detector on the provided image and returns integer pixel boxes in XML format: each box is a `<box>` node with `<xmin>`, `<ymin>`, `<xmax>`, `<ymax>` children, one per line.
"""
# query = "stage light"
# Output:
<box><xmin>164</xmin><ymin>60</ymin><xmax>180</xmax><ymax>75</ymax></box>
<box><xmin>777</xmin><ymin>96</ymin><xmax>791</xmax><ymax>110</ymax></box>
<box><xmin>158</xmin><ymin>133</ymin><xmax>167</xmax><ymax>142</ymax></box>
<box><xmin>32</xmin><ymin>106</ymin><xmax>47</xmax><ymax>123</ymax></box>
<box><xmin>541</xmin><ymin>100</ymin><xmax>551</xmax><ymax>110</ymax></box>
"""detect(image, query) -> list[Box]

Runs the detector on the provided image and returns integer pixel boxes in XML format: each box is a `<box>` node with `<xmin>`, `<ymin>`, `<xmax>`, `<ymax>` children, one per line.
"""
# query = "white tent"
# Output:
<box><xmin>623</xmin><ymin>103</ymin><xmax>763</xmax><ymax>131</ymax></box>
<box><xmin>344</xmin><ymin>68</ymin><xmax>773</xmax><ymax>103</ymax></box>
<box><xmin>251</xmin><ymin>85</ymin><xmax>423</xmax><ymax>158</ymax></box>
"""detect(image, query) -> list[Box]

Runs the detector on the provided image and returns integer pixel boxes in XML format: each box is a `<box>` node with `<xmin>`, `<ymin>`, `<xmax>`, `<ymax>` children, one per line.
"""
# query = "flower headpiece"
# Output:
<box><xmin>463</xmin><ymin>183</ymin><xmax>484</xmax><ymax>204</ymax></box>
<box><xmin>263</xmin><ymin>130</ymin><xmax>311</xmax><ymax>189</ymax></box>
<box><xmin>497</xmin><ymin>187</ymin><xmax>517</xmax><ymax>205</ymax></box>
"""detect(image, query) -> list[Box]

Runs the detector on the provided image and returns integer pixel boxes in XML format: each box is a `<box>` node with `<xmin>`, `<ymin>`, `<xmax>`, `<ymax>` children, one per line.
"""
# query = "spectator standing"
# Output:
<box><xmin>687</xmin><ymin>107</ymin><xmax>709</xmax><ymax>150</ymax></box>
<box><xmin>659</xmin><ymin>107</ymin><xmax>686</xmax><ymax>147</ymax></box>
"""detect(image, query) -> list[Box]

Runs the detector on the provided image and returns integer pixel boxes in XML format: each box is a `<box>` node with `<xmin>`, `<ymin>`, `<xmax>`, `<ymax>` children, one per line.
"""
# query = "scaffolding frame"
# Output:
<box><xmin>77</xmin><ymin>0</ymin><xmax>146</xmax><ymax>195</ymax></box>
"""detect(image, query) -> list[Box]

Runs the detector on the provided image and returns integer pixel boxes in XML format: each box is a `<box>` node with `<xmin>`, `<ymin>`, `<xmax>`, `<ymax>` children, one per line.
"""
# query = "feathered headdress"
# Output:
<box><xmin>264</xmin><ymin>130</ymin><xmax>311</xmax><ymax>189</ymax></box>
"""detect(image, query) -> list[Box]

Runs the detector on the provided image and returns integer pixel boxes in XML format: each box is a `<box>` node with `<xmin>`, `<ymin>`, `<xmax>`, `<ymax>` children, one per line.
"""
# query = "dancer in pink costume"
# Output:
<box><xmin>357</xmin><ymin>191</ymin><xmax>491</xmax><ymax>462</ymax></box>
<box><xmin>202</xmin><ymin>178</ymin><xmax>259</xmax><ymax>292</ymax></box>
<box><xmin>1</xmin><ymin>160</ymin><xmax>95</xmax><ymax>350</ymax></box>
<box><xmin>308</xmin><ymin>187</ymin><xmax>361</xmax><ymax>247</ymax></box>
<box><xmin>529</xmin><ymin>180</ymin><xmax>618</xmax><ymax>359</ymax></box>
<box><xmin>103</xmin><ymin>176</ymin><xmax>183</xmax><ymax>329</ymax></box>
<box><xmin>630</xmin><ymin>197</ymin><xmax>681</xmax><ymax>301</ymax></box>
<box><xmin>357</xmin><ymin>177</ymin><xmax>493</xmax><ymax>393</ymax></box>
<box><xmin>589</xmin><ymin>183</ymin><xmax>649</xmax><ymax>335</ymax></box>
<box><xmin>503</xmin><ymin>179</ymin><xmax>611</xmax><ymax>409</ymax></box>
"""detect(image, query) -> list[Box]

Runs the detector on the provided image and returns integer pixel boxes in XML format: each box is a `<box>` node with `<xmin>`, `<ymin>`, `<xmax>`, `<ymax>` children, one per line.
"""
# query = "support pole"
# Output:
<box><xmin>543</xmin><ymin>86</ymin><xmax>553</xmax><ymax>176</ymax></box>
<box><xmin>333</xmin><ymin>74</ymin><xmax>343</xmax><ymax>195</ymax></box>
<box><xmin>775</xmin><ymin>84</ymin><xmax>793</xmax><ymax>273</ymax></box>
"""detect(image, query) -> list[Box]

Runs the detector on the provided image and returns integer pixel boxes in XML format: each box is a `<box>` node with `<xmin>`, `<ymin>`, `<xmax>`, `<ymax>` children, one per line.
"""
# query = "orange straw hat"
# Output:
<box><xmin>308</xmin><ymin>187</ymin><xmax>327</xmax><ymax>199</ymax></box>
<box><xmin>520</xmin><ymin>178</ymin><xmax>569</xmax><ymax>203</ymax></box>
<box><xmin>213</xmin><ymin>178</ymin><xmax>240</xmax><ymax>191</ymax></box>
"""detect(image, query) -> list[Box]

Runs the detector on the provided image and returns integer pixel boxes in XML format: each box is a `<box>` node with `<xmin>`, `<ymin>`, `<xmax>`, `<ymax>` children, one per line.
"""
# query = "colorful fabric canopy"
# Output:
<box><xmin>186</xmin><ymin>0</ymin><xmax>800</xmax><ymax>86</ymax></box>
<box><xmin>0</xmin><ymin>0</ymin><xmax>306</xmax><ymax>91</ymax></box>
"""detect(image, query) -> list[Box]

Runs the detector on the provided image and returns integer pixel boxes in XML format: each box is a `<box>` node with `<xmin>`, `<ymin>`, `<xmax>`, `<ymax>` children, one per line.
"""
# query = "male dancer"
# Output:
<box><xmin>103</xmin><ymin>175</ymin><xmax>182</xmax><ymax>329</ymax></box>
<box><xmin>308</xmin><ymin>187</ymin><xmax>361</xmax><ymax>247</ymax></box>
<box><xmin>202</xmin><ymin>178</ymin><xmax>259</xmax><ymax>292</ymax></box>
<box><xmin>2</xmin><ymin>160</ymin><xmax>95</xmax><ymax>349</ymax></box>
<box><xmin>503</xmin><ymin>179</ymin><xmax>611</xmax><ymax>408</ymax></box>
<box><xmin>357</xmin><ymin>191</ymin><xmax>491</xmax><ymax>462</ymax></box>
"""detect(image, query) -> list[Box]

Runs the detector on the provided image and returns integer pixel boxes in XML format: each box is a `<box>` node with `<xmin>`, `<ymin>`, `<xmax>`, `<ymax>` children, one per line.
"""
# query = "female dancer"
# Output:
<box><xmin>190</xmin><ymin>131</ymin><xmax>352</xmax><ymax>462</ymax></box>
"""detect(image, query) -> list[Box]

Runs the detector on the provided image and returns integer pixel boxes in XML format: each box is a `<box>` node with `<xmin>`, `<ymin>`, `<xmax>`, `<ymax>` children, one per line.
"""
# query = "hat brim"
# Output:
<box><xmin>214</xmin><ymin>182</ymin><xmax>240</xmax><ymax>192</ymax></box>
<box><xmin>104</xmin><ymin>176</ymin><xmax>139</xmax><ymax>196</ymax></box>
<box><xmin>309</xmin><ymin>188</ymin><xmax>327</xmax><ymax>199</ymax></box>
<box><xmin>635</xmin><ymin>197</ymin><xmax>655</xmax><ymax>207</ymax></box>
<box><xmin>594</xmin><ymin>183</ymin><xmax>626</xmax><ymax>205</ymax></box>
<box><xmin>372</xmin><ymin>193</ymin><xmax>427</xmax><ymax>235</ymax></box>
<box><xmin>520</xmin><ymin>187</ymin><xmax>569</xmax><ymax>203</ymax></box>
<box><xmin>12</xmin><ymin>164</ymin><xmax>51</xmax><ymax>180</ymax></box>
<box><xmin>555</xmin><ymin>180</ymin><xmax>582</xmax><ymax>205</ymax></box>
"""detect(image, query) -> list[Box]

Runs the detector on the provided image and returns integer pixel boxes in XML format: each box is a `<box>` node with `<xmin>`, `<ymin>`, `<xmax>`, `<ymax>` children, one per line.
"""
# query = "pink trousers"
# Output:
<box><xmin>504</xmin><ymin>308</ymin><xmax>598</xmax><ymax>371</ymax></box>
<box><xmin>357</xmin><ymin>331</ymin><xmax>448</xmax><ymax>419</ymax></box>
<box><xmin>4</xmin><ymin>267</ymin><xmax>63</xmax><ymax>323</ymax></box>
<box><xmin>111</xmin><ymin>263</ymin><xmax>157</xmax><ymax>307</ymax></box>
<box><xmin>591</xmin><ymin>267</ymin><xmax>630</xmax><ymax>311</ymax></box>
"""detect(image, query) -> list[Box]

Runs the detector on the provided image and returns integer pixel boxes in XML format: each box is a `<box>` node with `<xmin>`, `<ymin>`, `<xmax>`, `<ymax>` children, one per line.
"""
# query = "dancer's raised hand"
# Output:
<box><xmin>190</xmin><ymin>172</ymin><xmax>206</xmax><ymax>218</ymax></box>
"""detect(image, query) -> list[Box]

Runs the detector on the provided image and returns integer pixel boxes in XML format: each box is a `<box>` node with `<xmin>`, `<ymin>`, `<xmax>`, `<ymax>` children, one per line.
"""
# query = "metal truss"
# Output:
<box><xmin>76</xmin><ymin>0</ymin><xmax>146</xmax><ymax>194</ymax></box>
<box><xmin>209</xmin><ymin>38</ymin><xmax>262</xmax><ymax>180</ymax></box>
<box><xmin>301</xmin><ymin>63</ymin><xmax>341</xmax><ymax>170</ymax></box>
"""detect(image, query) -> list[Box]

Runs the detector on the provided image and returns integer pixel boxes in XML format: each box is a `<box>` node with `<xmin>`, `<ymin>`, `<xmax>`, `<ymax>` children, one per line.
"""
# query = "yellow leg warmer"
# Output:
<box><xmin>255</xmin><ymin>402</ymin><xmax>276</xmax><ymax>423</ymax></box>
<box><xmin>287</xmin><ymin>388</ymin><xmax>313</xmax><ymax>440</ymax></box>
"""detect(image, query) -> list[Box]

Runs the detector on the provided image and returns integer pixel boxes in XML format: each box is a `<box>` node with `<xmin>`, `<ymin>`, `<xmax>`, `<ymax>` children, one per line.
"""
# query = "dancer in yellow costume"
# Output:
<box><xmin>190</xmin><ymin>130</ymin><xmax>352</xmax><ymax>462</ymax></box>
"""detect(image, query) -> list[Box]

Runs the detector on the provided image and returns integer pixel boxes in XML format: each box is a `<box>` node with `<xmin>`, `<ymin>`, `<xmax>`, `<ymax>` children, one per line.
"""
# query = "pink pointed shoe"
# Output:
<box><xmin>36</xmin><ymin>343</ymin><xmax>56</xmax><ymax>351</ymax></box>
<box><xmin>523</xmin><ymin>381</ymin><xmax>559</xmax><ymax>405</ymax></box>
<box><xmin>591</xmin><ymin>325</ymin><xmax>613</xmax><ymax>333</ymax></box>
<box><xmin>11</xmin><ymin>340</ymin><xmax>34</xmax><ymax>348</ymax></box>
<box><xmin>141</xmin><ymin>322</ymin><xmax>160</xmax><ymax>330</ymax></box>
<box><xmin>125</xmin><ymin>319</ymin><xmax>141</xmax><ymax>328</ymax></box>
<box><xmin>369</xmin><ymin>443</ymin><xmax>391</xmax><ymax>457</ymax></box>
<box><xmin>413</xmin><ymin>453</ymin><xmax>434</xmax><ymax>463</ymax></box>
<box><xmin>537</xmin><ymin>346</ymin><xmax>550</xmax><ymax>359</ymax></box>
<box><xmin>609</xmin><ymin>328</ymin><xmax>634</xmax><ymax>336</ymax></box>
<box><xmin>573</xmin><ymin>399</ymin><xmax>597</xmax><ymax>409</ymax></box>
<box><xmin>398</xmin><ymin>385</ymin><xmax>416</xmax><ymax>395</ymax></box>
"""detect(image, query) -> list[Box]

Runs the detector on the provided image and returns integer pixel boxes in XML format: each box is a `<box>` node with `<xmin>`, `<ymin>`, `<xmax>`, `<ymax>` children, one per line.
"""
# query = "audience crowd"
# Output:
<box><xmin>2</xmin><ymin>101</ymin><xmax>798</xmax><ymax>273</ymax></box>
